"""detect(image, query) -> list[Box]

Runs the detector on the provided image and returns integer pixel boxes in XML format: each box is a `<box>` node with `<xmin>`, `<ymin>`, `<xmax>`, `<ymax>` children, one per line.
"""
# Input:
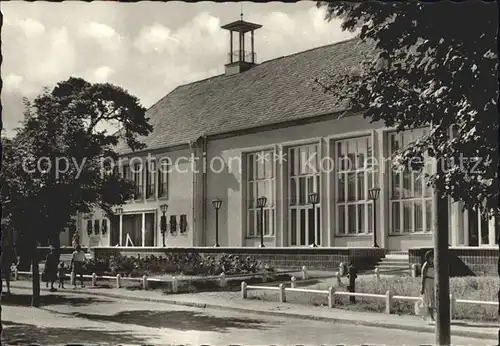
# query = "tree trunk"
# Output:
<box><xmin>434</xmin><ymin>157</ymin><xmax>451</xmax><ymax>346</ymax></box>
<box><xmin>31</xmin><ymin>254</ymin><xmax>40</xmax><ymax>307</ymax></box>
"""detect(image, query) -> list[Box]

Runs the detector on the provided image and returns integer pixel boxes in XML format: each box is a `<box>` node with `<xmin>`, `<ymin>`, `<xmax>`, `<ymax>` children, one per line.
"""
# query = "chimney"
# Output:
<box><xmin>220</xmin><ymin>19</ymin><xmax>262</xmax><ymax>76</ymax></box>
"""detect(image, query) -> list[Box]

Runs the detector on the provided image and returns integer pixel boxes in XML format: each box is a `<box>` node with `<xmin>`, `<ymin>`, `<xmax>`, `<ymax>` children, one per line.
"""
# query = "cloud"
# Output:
<box><xmin>133</xmin><ymin>23</ymin><xmax>181</xmax><ymax>55</ymax></box>
<box><xmin>79</xmin><ymin>21</ymin><xmax>123</xmax><ymax>51</ymax></box>
<box><xmin>3</xmin><ymin>74</ymin><xmax>24</xmax><ymax>91</ymax></box>
<box><xmin>91</xmin><ymin>66</ymin><xmax>115</xmax><ymax>82</ymax></box>
<box><xmin>2</xmin><ymin>2</ymin><xmax>351</xmax><ymax>137</ymax></box>
<box><xmin>16</xmin><ymin>18</ymin><xmax>46</xmax><ymax>37</ymax></box>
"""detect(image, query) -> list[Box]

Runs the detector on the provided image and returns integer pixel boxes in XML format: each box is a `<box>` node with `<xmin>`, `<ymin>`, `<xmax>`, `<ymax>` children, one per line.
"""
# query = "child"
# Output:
<box><xmin>58</xmin><ymin>261</ymin><xmax>66</xmax><ymax>289</ymax></box>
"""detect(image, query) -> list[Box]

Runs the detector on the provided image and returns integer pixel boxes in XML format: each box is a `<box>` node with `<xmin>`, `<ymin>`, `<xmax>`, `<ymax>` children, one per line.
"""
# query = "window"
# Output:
<box><xmin>335</xmin><ymin>137</ymin><xmax>373</xmax><ymax>235</ymax></box>
<box><xmin>389</xmin><ymin>128</ymin><xmax>433</xmax><ymax>234</ymax></box>
<box><xmin>94</xmin><ymin>219</ymin><xmax>100</xmax><ymax>235</ymax></box>
<box><xmin>132</xmin><ymin>162</ymin><xmax>143</xmax><ymax>199</ymax></box>
<box><xmin>467</xmin><ymin>207</ymin><xmax>493</xmax><ymax>246</ymax></box>
<box><xmin>288</xmin><ymin>144</ymin><xmax>321</xmax><ymax>246</ymax></box>
<box><xmin>246</xmin><ymin>150</ymin><xmax>275</xmax><ymax>237</ymax></box>
<box><xmin>158</xmin><ymin>159</ymin><xmax>169</xmax><ymax>198</ymax></box>
<box><xmin>145</xmin><ymin>160</ymin><xmax>156</xmax><ymax>199</ymax></box>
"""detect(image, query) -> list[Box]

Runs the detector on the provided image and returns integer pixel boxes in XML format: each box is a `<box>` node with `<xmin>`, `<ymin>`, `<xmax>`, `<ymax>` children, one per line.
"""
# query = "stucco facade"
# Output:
<box><xmin>79</xmin><ymin>114</ymin><xmax>498</xmax><ymax>252</ymax></box>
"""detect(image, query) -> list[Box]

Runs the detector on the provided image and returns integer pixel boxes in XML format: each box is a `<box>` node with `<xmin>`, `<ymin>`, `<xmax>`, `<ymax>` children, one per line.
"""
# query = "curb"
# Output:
<box><xmin>10</xmin><ymin>284</ymin><xmax>497</xmax><ymax>341</ymax></box>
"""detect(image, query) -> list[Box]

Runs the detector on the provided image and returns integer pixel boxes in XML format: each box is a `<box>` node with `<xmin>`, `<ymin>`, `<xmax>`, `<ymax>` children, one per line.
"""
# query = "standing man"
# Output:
<box><xmin>70</xmin><ymin>245</ymin><xmax>86</xmax><ymax>288</ymax></box>
<box><xmin>1</xmin><ymin>242</ymin><xmax>18</xmax><ymax>295</ymax></box>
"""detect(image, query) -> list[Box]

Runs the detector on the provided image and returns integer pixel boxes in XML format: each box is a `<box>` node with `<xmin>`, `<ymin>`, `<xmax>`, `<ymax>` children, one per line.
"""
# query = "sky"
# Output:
<box><xmin>1</xmin><ymin>1</ymin><xmax>354</xmax><ymax>137</ymax></box>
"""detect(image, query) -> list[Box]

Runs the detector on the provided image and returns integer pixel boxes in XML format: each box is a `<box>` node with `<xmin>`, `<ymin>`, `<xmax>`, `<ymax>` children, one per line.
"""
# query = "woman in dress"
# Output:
<box><xmin>420</xmin><ymin>250</ymin><xmax>435</xmax><ymax>323</ymax></box>
<box><xmin>44</xmin><ymin>246</ymin><xmax>59</xmax><ymax>292</ymax></box>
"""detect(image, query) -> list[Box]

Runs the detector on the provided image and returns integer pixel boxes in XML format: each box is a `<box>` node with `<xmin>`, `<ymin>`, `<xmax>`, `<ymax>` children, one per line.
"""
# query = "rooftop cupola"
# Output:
<box><xmin>220</xmin><ymin>14</ymin><xmax>262</xmax><ymax>76</ymax></box>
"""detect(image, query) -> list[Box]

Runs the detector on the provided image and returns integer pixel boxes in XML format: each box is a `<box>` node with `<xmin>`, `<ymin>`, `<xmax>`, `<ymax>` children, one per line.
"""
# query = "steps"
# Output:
<box><xmin>375</xmin><ymin>253</ymin><xmax>410</xmax><ymax>275</ymax></box>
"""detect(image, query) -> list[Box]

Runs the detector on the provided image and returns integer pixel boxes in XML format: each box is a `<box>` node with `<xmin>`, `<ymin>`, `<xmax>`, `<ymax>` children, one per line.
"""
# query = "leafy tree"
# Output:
<box><xmin>1</xmin><ymin>77</ymin><xmax>153</xmax><ymax>306</ymax></box>
<box><xmin>317</xmin><ymin>1</ymin><xmax>498</xmax><ymax>344</ymax></box>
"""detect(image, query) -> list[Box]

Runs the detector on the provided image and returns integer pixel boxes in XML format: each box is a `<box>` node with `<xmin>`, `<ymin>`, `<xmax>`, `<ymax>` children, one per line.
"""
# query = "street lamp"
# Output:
<box><xmin>256</xmin><ymin>196</ymin><xmax>268</xmax><ymax>248</ymax></box>
<box><xmin>212</xmin><ymin>198</ymin><xmax>223</xmax><ymax>247</ymax></box>
<box><xmin>368</xmin><ymin>187</ymin><xmax>381</xmax><ymax>248</ymax></box>
<box><xmin>160</xmin><ymin>204</ymin><xmax>168</xmax><ymax>247</ymax></box>
<box><xmin>308</xmin><ymin>192</ymin><xmax>319</xmax><ymax>247</ymax></box>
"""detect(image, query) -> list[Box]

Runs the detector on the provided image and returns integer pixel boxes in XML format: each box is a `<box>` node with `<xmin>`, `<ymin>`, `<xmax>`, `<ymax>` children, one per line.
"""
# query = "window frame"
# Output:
<box><xmin>388</xmin><ymin>128</ymin><xmax>434</xmax><ymax>235</ymax></box>
<box><xmin>245</xmin><ymin>149</ymin><xmax>276</xmax><ymax>238</ymax></box>
<box><xmin>334</xmin><ymin>136</ymin><xmax>374</xmax><ymax>236</ymax></box>
<box><xmin>287</xmin><ymin>143</ymin><xmax>321</xmax><ymax>246</ymax></box>
<box><xmin>157</xmin><ymin>158</ymin><xmax>169</xmax><ymax>199</ymax></box>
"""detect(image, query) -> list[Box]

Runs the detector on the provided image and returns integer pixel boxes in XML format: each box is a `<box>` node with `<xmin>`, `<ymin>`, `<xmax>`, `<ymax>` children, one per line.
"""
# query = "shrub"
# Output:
<box><xmin>82</xmin><ymin>253</ymin><xmax>274</xmax><ymax>277</ymax></box>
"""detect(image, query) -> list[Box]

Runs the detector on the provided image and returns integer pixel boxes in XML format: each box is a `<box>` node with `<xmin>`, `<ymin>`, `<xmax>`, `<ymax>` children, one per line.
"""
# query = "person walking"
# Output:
<box><xmin>44</xmin><ymin>246</ymin><xmax>59</xmax><ymax>292</ymax></box>
<box><xmin>71</xmin><ymin>245</ymin><xmax>86</xmax><ymax>288</ymax></box>
<box><xmin>420</xmin><ymin>250</ymin><xmax>435</xmax><ymax>324</ymax></box>
<box><xmin>1</xmin><ymin>243</ymin><xmax>18</xmax><ymax>295</ymax></box>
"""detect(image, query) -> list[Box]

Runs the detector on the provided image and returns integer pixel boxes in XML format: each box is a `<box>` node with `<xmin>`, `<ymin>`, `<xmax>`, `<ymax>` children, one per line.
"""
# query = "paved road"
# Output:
<box><xmin>0</xmin><ymin>289</ymin><xmax>492</xmax><ymax>346</ymax></box>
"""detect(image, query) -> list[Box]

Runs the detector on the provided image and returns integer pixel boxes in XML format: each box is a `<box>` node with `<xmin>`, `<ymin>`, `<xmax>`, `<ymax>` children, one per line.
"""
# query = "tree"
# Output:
<box><xmin>0</xmin><ymin>77</ymin><xmax>153</xmax><ymax>306</ymax></box>
<box><xmin>317</xmin><ymin>2</ymin><xmax>498</xmax><ymax>345</ymax></box>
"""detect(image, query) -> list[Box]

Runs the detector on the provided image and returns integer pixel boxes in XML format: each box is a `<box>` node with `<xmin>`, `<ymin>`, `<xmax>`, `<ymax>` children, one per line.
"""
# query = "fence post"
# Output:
<box><xmin>279</xmin><ymin>283</ymin><xmax>286</xmax><ymax>303</ymax></box>
<box><xmin>328</xmin><ymin>286</ymin><xmax>335</xmax><ymax>308</ymax></box>
<box><xmin>262</xmin><ymin>272</ymin><xmax>268</xmax><ymax>283</ymax></box>
<box><xmin>339</xmin><ymin>262</ymin><xmax>345</xmax><ymax>276</ymax></box>
<box><xmin>374</xmin><ymin>268</ymin><xmax>380</xmax><ymax>281</ymax></box>
<box><xmin>385</xmin><ymin>290</ymin><xmax>393</xmax><ymax>314</ymax></box>
<box><xmin>116</xmin><ymin>274</ymin><xmax>121</xmax><ymax>288</ymax></box>
<box><xmin>91</xmin><ymin>273</ymin><xmax>97</xmax><ymax>287</ymax></box>
<box><xmin>411</xmin><ymin>264</ymin><xmax>418</xmax><ymax>278</ymax></box>
<box><xmin>290</xmin><ymin>276</ymin><xmax>297</xmax><ymax>288</ymax></box>
<box><xmin>449</xmin><ymin>293</ymin><xmax>455</xmax><ymax>320</ymax></box>
<box><xmin>241</xmin><ymin>281</ymin><xmax>247</xmax><ymax>299</ymax></box>
<box><xmin>219</xmin><ymin>273</ymin><xmax>226</xmax><ymax>288</ymax></box>
<box><xmin>336</xmin><ymin>271</ymin><xmax>342</xmax><ymax>286</ymax></box>
<box><xmin>13</xmin><ymin>267</ymin><xmax>18</xmax><ymax>281</ymax></box>
<box><xmin>172</xmin><ymin>276</ymin><xmax>178</xmax><ymax>293</ymax></box>
<box><xmin>142</xmin><ymin>275</ymin><xmax>148</xmax><ymax>290</ymax></box>
<box><xmin>70</xmin><ymin>271</ymin><xmax>76</xmax><ymax>286</ymax></box>
<box><xmin>301</xmin><ymin>266</ymin><xmax>308</xmax><ymax>280</ymax></box>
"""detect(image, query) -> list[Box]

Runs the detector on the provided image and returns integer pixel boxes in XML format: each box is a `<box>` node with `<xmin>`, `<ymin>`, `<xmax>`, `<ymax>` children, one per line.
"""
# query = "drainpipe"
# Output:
<box><xmin>189</xmin><ymin>139</ymin><xmax>197</xmax><ymax>246</ymax></box>
<box><xmin>202</xmin><ymin>136</ymin><xmax>208</xmax><ymax>246</ymax></box>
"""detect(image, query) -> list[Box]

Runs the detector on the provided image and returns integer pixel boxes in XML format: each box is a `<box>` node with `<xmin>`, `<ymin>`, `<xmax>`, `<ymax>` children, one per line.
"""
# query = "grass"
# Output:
<box><xmin>247</xmin><ymin>275</ymin><xmax>499</xmax><ymax>322</ymax></box>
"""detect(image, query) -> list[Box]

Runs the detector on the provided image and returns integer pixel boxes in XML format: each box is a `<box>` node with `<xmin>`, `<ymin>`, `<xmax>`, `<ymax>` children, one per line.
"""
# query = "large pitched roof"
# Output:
<box><xmin>117</xmin><ymin>37</ymin><xmax>373</xmax><ymax>154</ymax></box>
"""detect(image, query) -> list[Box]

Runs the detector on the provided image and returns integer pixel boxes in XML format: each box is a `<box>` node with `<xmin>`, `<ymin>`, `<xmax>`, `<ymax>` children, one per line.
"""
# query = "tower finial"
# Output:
<box><xmin>240</xmin><ymin>4</ymin><xmax>243</xmax><ymax>20</ymax></box>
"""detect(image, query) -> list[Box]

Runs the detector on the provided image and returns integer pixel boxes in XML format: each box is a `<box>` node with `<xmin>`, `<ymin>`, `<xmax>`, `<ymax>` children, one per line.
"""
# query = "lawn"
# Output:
<box><xmin>247</xmin><ymin>274</ymin><xmax>499</xmax><ymax>322</ymax></box>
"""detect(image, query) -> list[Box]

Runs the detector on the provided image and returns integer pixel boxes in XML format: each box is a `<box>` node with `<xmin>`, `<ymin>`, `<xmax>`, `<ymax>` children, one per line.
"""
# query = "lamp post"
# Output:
<box><xmin>160</xmin><ymin>204</ymin><xmax>168</xmax><ymax>247</ymax></box>
<box><xmin>256</xmin><ymin>196</ymin><xmax>268</xmax><ymax>248</ymax></box>
<box><xmin>115</xmin><ymin>207</ymin><xmax>123</xmax><ymax>247</ymax></box>
<box><xmin>308</xmin><ymin>192</ymin><xmax>319</xmax><ymax>247</ymax></box>
<box><xmin>212</xmin><ymin>198</ymin><xmax>222</xmax><ymax>247</ymax></box>
<box><xmin>368</xmin><ymin>187</ymin><xmax>381</xmax><ymax>248</ymax></box>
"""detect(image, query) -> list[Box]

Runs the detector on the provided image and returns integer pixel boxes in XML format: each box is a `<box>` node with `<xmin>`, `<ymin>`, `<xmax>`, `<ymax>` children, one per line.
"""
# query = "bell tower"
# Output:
<box><xmin>220</xmin><ymin>14</ymin><xmax>262</xmax><ymax>76</ymax></box>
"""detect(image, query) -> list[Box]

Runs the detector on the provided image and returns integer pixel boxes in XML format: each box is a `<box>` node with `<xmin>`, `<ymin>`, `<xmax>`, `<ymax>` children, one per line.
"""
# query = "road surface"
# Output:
<box><xmin>1</xmin><ymin>288</ymin><xmax>491</xmax><ymax>345</ymax></box>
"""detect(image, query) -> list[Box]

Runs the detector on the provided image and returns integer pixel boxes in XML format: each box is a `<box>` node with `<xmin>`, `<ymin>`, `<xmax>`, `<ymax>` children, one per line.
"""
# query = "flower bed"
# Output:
<box><xmin>84</xmin><ymin>253</ymin><xmax>275</xmax><ymax>278</ymax></box>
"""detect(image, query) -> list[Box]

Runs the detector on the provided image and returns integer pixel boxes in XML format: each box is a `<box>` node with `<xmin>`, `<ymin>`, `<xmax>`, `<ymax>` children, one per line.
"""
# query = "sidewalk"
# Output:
<box><xmin>9</xmin><ymin>280</ymin><xmax>498</xmax><ymax>341</ymax></box>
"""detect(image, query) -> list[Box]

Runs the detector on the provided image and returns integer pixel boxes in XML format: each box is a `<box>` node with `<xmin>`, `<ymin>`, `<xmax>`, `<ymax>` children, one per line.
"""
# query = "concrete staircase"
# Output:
<box><xmin>375</xmin><ymin>253</ymin><xmax>410</xmax><ymax>275</ymax></box>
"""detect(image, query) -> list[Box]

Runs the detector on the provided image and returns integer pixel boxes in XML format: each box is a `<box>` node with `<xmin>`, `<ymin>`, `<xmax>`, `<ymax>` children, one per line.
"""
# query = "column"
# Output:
<box><xmin>141</xmin><ymin>212</ymin><xmax>146</xmax><ymax>247</ymax></box>
<box><xmin>119</xmin><ymin>214</ymin><xmax>123</xmax><ymax>246</ymax></box>
<box><xmin>251</xmin><ymin>31</ymin><xmax>255</xmax><ymax>63</ymax></box>
<box><xmin>376</xmin><ymin>129</ymin><xmax>387</xmax><ymax>248</ymax></box>
<box><xmin>325</xmin><ymin>138</ymin><xmax>332</xmax><ymax>247</ymax></box>
<box><xmin>489</xmin><ymin>215</ymin><xmax>496</xmax><ymax>246</ymax></box>
<box><xmin>230</xmin><ymin>31</ymin><xmax>233</xmax><ymax>63</ymax></box>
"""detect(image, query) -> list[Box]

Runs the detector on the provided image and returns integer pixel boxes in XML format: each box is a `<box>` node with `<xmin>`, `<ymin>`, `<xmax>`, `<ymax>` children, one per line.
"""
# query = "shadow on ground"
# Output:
<box><xmin>1</xmin><ymin>321</ymin><xmax>152</xmax><ymax>345</ymax></box>
<box><xmin>0</xmin><ymin>293</ymin><xmax>108</xmax><ymax>307</ymax></box>
<box><xmin>71</xmin><ymin>309</ymin><xmax>276</xmax><ymax>333</ymax></box>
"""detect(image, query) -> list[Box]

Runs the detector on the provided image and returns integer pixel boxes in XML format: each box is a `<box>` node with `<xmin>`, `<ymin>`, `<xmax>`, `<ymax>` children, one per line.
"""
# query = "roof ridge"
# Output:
<box><xmin>172</xmin><ymin>36</ymin><xmax>360</xmax><ymax>90</ymax></box>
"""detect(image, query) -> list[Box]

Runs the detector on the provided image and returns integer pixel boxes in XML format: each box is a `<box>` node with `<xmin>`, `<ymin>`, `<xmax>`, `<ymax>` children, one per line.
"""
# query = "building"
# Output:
<box><xmin>79</xmin><ymin>18</ymin><xmax>498</xmax><ymax>267</ymax></box>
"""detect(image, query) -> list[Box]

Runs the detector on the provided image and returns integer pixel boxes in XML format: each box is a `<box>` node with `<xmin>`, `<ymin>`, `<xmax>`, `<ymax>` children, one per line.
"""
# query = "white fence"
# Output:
<box><xmin>14</xmin><ymin>267</ymin><xmax>301</xmax><ymax>294</ymax></box>
<box><xmin>240</xmin><ymin>278</ymin><xmax>499</xmax><ymax>319</ymax></box>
